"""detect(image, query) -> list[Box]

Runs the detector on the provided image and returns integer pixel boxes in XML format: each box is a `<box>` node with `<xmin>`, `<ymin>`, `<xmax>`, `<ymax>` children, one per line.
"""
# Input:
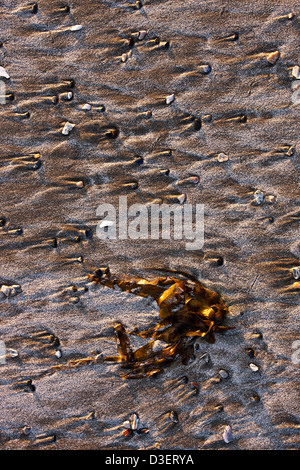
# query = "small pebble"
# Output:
<box><xmin>218</xmin><ymin>369</ymin><xmax>229</xmax><ymax>379</ymax></box>
<box><xmin>130</xmin><ymin>412</ymin><xmax>140</xmax><ymax>430</ymax></box>
<box><xmin>291</xmin><ymin>266</ymin><xmax>300</xmax><ymax>280</ymax></box>
<box><xmin>222</xmin><ymin>425</ymin><xmax>233</xmax><ymax>443</ymax></box>
<box><xmin>267</xmin><ymin>50</ymin><xmax>280</xmax><ymax>64</ymax></box>
<box><xmin>217</xmin><ymin>152</ymin><xmax>229</xmax><ymax>162</ymax></box>
<box><xmin>168</xmin><ymin>410</ymin><xmax>179</xmax><ymax>423</ymax></box>
<box><xmin>55</xmin><ymin>350</ymin><xmax>62</xmax><ymax>358</ymax></box>
<box><xmin>138</xmin><ymin>30</ymin><xmax>147</xmax><ymax>40</ymax></box>
<box><xmin>249</xmin><ymin>362</ymin><xmax>259</xmax><ymax>372</ymax></box>
<box><xmin>76</xmin><ymin>180</ymin><xmax>84</xmax><ymax>188</ymax></box>
<box><xmin>70</xmin><ymin>25</ymin><xmax>83</xmax><ymax>31</ymax></box>
<box><xmin>9</xmin><ymin>349</ymin><xmax>19</xmax><ymax>358</ymax></box>
<box><xmin>22</xmin><ymin>425</ymin><xmax>32</xmax><ymax>436</ymax></box>
<box><xmin>59</xmin><ymin>91</ymin><xmax>73</xmax><ymax>101</ymax></box>
<box><xmin>62</xmin><ymin>121</ymin><xmax>75</xmax><ymax>135</ymax></box>
<box><xmin>165</xmin><ymin>93</ymin><xmax>175</xmax><ymax>105</ymax></box>
<box><xmin>177</xmin><ymin>193</ymin><xmax>186</xmax><ymax>204</ymax></box>
<box><xmin>81</xmin><ymin>103</ymin><xmax>91</xmax><ymax>110</ymax></box>
<box><xmin>198</xmin><ymin>64</ymin><xmax>211</xmax><ymax>74</ymax></box>
<box><xmin>0</xmin><ymin>66</ymin><xmax>10</xmax><ymax>79</ymax></box>
<box><xmin>253</xmin><ymin>189</ymin><xmax>264</xmax><ymax>205</ymax></box>
<box><xmin>292</xmin><ymin>65</ymin><xmax>300</xmax><ymax>79</ymax></box>
<box><xmin>0</xmin><ymin>284</ymin><xmax>22</xmax><ymax>297</ymax></box>
<box><xmin>265</xmin><ymin>194</ymin><xmax>276</xmax><ymax>204</ymax></box>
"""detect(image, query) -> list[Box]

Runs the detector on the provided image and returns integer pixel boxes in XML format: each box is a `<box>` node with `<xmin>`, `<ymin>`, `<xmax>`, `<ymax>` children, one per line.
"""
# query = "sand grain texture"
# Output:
<box><xmin>0</xmin><ymin>0</ymin><xmax>299</xmax><ymax>450</ymax></box>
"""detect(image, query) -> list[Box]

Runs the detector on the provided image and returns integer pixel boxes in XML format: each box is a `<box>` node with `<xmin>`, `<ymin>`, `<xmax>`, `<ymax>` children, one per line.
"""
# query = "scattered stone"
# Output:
<box><xmin>62</xmin><ymin>121</ymin><xmax>75</xmax><ymax>135</ymax></box>
<box><xmin>55</xmin><ymin>350</ymin><xmax>62</xmax><ymax>358</ymax></box>
<box><xmin>0</xmin><ymin>284</ymin><xmax>22</xmax><ymax>297</ymax></box>
<box><xmin>130</xmin><ymin>412</ymin><xmax>139</xmax><ymax>430</ymax></box>
<box><xmin>138</xmin><ymin>30</ymin><xmax>147</xmax><ymax>40</ymax></box>
<box><xmin>292</xmin><ymin>65</ymin><xmax>300</xmax><ymax>79</ymax></box>
<box><xmin>218</xmin><ymin>369</ymin><xmax>229</xmax><ymax>379</ymax></box>
<box><xmin>122</xmin><ymin>412</ymin><xmax>148</xmax><ymax>436</ymax></box>
<box><xmin>75</xmin><ymin>180</ymin><xmax>84</xmax><ymax>188</ymax></box>
<box><xmin>265</xmin><ymin>194</ymin><xmax>276</xmax><ymax>204</ymax></box>
<box><xmin>253</xmin><ymin>189</ymin><xmax>264</xmax><ymax>205</ymax></box>
<box><xmin>217</xmin><ymin>152</ymin><xmax>229</xmax><ymax>162</ymax></box>
<box><xmin>22</xmin><ymin>425</ymin><xmax>32</xmax><ymax>436</ymax></box>
<box><xmin>59</xmin><ymin>91</ymin><xmax>73</xmax><ymax>101</ymax></box>
<box><xmin>198</xmin><ymin>64</ymin><xmax>211</xmax><ymax>74</ymax></box>
<box><xmin>168</xmin><ymin>410</ymin><xmax>179</xmax><ymax>423</ymax></box>
<box><xmin>70</xmin><ymin>25</ymin><xmax>83</xmax><ymax>31</ymax></box>
<box><xmin>165</xmin><ymin>93</ymin><xmax>175</xmax><ymax>105</ymax></box>
<box><xmin>9</xmin><ymin>349</ymin><xmax>19</xmax><ymax>358</ymax></box>
<box><xmin>222</xmin><ymin>425</ymin><xmax>233</xmax><ymax>443</ymax></box>
<box><xmin>0</xmin><ymin>66</ymin><xmax>10</xmax><ymax>79</ymax></box>
<box><xmin>249</xmin><ymin>362</ymin><xmax>259</xmax><ymax>372</ymax></box>
<box><xmin>81</xmin><ymin>103</ymin><xmax>91</xmax><ymax>110</ymax></box>
<box><xmin>267</xmin><ymin>50</ymin><xmax>279</xmax><ymax>64</ymax></box>
<box><xmin>291</xmin><ymin>266</ymin><xmax>300</xmax><ymax>280</ymax></box>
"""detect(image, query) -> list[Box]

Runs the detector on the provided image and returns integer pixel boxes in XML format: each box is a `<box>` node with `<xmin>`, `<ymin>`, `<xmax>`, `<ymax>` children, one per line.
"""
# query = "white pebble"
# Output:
<box><xmin>253</xmin><ymin>190</ymin><xmax>264</xmax><ymax>205</ymax></box>
<box><xmin>81</xmin><ymin>103</ymin><xmax>91</xmax><ymax>111</ymax></box>
<box><xmin>217</xmin><ymin>152</ymin><xmax>229</xmax><ymax>162</ymax></box>
<box><xmin>292</xmin><ymin>65</ymin><xmax>300</xmax><ymax>79</ymax></box>
<box><xmin>130</xmin><ymin>413</ymin><xmax>140</xmax><ymax>430</ymax></box>
<box><xmin>0</xmin><ymin>284</ymin><xmax>21</xmax><ymax>297</ymax></box>
<box><xmin>222</xmin><ymin>425</ymin><xmax>233</xmax><ymax>443</ymax></box>
<box><xmin>121</xmin><ymin>53</ymin><xmax>128</xmax><ymax>63</ymax></box>
<box><xmin>291</xmin><ymin>266</ymin><xmax>300</xmax><ymax>280</ymax></box>
<box><xmin>55</xmin><ymin>350</ymin><xmax>62</xmax><ymax>358</ymax></box>
<box><xmin>165</xmin><ymin>93</ymin><xmax>175</xmax><ymax>105</ymax></box>
<box><xmin>70</xmin><ymin>25</ymin><xmax>83</xmax><ymax>31</ymax></box>
<box><xmin>0</xmin><ymin>66</ymin><xmax>10</xmax><ymax>79</ymax></box>
<box><xmin>138</xmin><ymin>30</ymin><xmax>147</xmax><ymax>40</ymax></box>
<box><xmin>9</xmin><ymin>349</ymin><xmax>19</xmax><ymax>358</ymax></box>
<box><xmin>249</xmin><ymin>362</ymin><xmax>259</xmax><ymax>372</ymax></box>
<box><xmin>62</xmin><ymin>121</ymin><xmax>76</xmax><ymax>135</ymax></box>
<box><xmin>177</xmin><ymin>193</ymin><xmax>186</xmax><ymax>204</ymax></box>
<box><xmin>218</xmin><ymin>369</ymin><xmax>229</xmax><ymax>379</ymax></box>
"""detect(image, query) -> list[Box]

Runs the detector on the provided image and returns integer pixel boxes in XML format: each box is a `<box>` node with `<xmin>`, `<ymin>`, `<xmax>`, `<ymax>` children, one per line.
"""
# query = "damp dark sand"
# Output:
<box><xmin>0</xmin><ymin>0</ymin><xmax>299</xmax><ymax>450</ymax></box>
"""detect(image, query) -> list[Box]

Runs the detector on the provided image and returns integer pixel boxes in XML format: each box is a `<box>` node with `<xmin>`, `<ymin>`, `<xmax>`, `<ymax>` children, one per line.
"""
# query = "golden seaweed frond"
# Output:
<box><xmin>90</xmin><ymin>268</ymin><xmax>234</xmax><ymax>379</ymax></box>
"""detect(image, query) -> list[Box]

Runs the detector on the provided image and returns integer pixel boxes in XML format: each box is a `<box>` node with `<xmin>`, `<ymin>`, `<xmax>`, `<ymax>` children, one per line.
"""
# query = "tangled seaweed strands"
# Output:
<box><xmin>88</xmin><ymin>268</ymin><xmax>234</xmax><ymax>379</ymax></box>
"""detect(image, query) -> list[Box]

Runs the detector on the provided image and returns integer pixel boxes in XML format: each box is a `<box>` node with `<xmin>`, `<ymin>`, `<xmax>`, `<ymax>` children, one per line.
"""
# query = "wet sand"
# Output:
<box><xmin>0</xmin><ymin>0</ymin><xmax>299</xmax><ymax>450</ymax></box>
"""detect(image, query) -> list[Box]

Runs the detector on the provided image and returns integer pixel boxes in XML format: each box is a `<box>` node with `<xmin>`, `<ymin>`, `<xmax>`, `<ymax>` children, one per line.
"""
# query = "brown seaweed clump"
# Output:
<box><xmin>88</xmin><ymin>268</ymin><xmax>234</xmax><ymax>379</ymax></box>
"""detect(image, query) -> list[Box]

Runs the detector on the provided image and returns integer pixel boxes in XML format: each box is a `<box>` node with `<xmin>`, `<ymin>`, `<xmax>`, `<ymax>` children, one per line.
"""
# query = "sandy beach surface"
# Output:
<box><xmin>0</xmin><ymin>0</ymin><xmax>299</xmax><ymax>450</ymax></box>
